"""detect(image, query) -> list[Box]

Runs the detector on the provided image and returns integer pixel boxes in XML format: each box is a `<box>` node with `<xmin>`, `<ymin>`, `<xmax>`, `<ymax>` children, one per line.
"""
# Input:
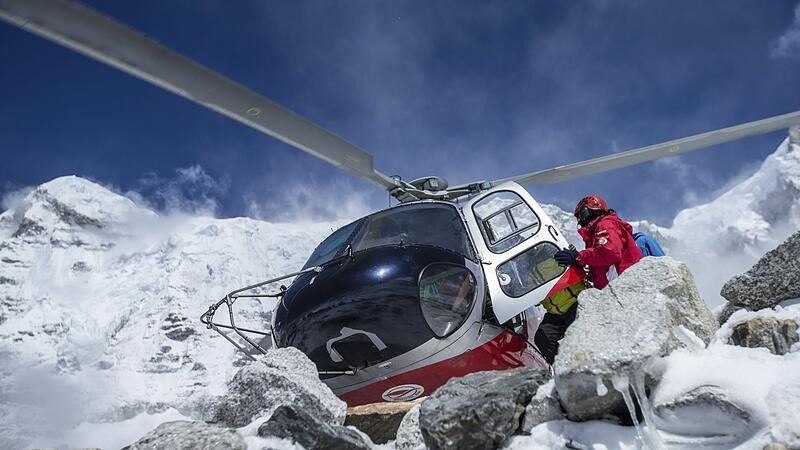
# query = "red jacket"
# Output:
<box><xmin>576</xmin><ymin>212</ymin><xmax>643</xmax><ymax>289</ymax></box>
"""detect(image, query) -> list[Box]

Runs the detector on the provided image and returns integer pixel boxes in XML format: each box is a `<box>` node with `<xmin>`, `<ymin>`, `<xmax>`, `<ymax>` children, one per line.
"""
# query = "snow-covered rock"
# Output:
<box><xmin>717</xmin><ymin>302</ymin><xmax>746</xmax><ymax>325</ymax></box>
<box><xmin>256</xmin><ymin>405</ymin><xmax>371</xmax><ymax>450</ymax></box>
<box><xmin>554</xmin><ymin>257</ymin><xmax>717</xmax><ymax>422</ymax></box>
<box><xmin>122</xmin><ymin>420</ymin><xmax>246</xmax><ymax>450</ymax></box>
<box><xmin>212</xmin><ymin>347</ymin><xmax>346</xmax><ymax>428</ymax></box>
<box><xmin>721</xmin><ymin>230</ymin><xmax>800</xmax><ymax>309</ymax></box>
<box><xmin>653</xmin><ymin>385</ymin><xmax>756</xmax><ymax>449</ymax></box>
<box><xmin>520</xmin><ymin>380</ymin><xmax>564</xmax><ymax>433</ymax></box>
<box><xmin>395</xmin><ymin>404</ymin><xmax>424</xmax><ymax>450</ymax></box>
<box><xmin>419</xmin><ymin>368</ymin><xmax>549</xmax><ymax>450</ymax></box>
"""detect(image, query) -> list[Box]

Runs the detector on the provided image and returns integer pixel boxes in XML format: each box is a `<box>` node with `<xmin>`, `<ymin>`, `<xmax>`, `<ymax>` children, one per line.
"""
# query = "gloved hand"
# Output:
<box><xmin>554</xmin><ymin>248</ymin><xmax>580</xmax><ymax>266</ymax></box>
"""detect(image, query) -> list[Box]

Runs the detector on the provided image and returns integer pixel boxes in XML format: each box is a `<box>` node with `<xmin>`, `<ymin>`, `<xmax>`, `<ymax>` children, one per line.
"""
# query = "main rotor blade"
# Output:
<box><xmin>0</xmin><ymin>0</ymin><xmax>398</xmax><ymax>190</ymax></box>
<box><xmin>495</xmin><ymin>110</ymin><xmax>800</xmax><ymax>185</ymax></box>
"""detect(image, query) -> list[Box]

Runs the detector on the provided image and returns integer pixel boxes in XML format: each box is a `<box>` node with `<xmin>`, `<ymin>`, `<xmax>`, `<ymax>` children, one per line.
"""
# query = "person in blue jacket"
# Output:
<box><xmin>632</xmin><ymin>232</ymin><xmax>666</xmax><ymax>257</ymax></box>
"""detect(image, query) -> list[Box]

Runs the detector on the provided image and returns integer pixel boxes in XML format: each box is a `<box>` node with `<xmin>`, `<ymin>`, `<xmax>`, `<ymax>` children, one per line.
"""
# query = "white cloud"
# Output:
<box><xmin>243</xmin><ymin>176</ymin><xmax>373</xmax><ymax>223</ymax></box>
<box><xmin>771</xmin><ymin>2</ymin><xmax>800</xmax><ymax>58</ymax></box>
<box><xmin>126</xmin><ymin>165</ymin><xmax>230</xmax><ymax>216</ymax></box>
<box><xmin>0</xmin><ymin>185</ymin><xmax>34</xmax><ymax>212</ymax></box>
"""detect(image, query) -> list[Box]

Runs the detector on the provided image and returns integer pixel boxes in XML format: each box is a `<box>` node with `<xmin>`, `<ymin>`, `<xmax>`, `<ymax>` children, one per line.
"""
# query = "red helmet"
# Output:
<box><xmin>574</xmin><ymin>195</ymin><xmax>608</xmax><ymax>215</ymax></box>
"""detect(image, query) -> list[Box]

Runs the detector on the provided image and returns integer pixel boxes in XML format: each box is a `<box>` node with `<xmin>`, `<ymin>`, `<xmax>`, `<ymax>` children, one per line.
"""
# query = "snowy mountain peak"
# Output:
<box><xmin>0</xmin><ymin>175</ymin><xmax>152</xmax><ymax>239</ymax></box>
<box><xmin>669</xmin><ymin>131</ymin><xmax>800</xmax><ymax>253</ymax></box>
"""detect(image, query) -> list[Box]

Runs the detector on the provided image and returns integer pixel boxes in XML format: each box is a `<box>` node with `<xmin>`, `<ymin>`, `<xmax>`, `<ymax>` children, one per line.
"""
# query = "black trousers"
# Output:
<box><xmin>534</xmin><ymin>302</ymin><xmax>578</xmax><ymax>365</ymax></box>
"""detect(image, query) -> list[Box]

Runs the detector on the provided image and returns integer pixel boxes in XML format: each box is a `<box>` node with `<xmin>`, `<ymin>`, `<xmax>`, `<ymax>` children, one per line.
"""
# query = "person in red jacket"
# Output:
<box><xmin>555</xmin><ymin>195</ymin><xmax>644</xmax><ymax>289</ymax></box>
<box><xmin>534</xmin><ymin>194</ymin><xmax>643</xmax><ymax>365</ymax></box>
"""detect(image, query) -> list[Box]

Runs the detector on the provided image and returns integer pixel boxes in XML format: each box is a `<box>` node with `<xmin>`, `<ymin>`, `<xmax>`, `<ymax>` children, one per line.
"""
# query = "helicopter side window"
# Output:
<box><xmin>419</xmin><ymin>263</ymin><xmax>477</xmax><ymax>338</ymax></box>
<box><xmin>473</xmin><ymin>191</ymin><xmax>541</xmax><ymax>253</ymax></box>
<box><xmin>496</xmin><ymin>242</ymin><xmax>565</xmax><ymax>297</ymax></box>
<box><xmin>303</xmin><ymin>220</ymin><xmax>362</xmax><ymax>268</ymax></box>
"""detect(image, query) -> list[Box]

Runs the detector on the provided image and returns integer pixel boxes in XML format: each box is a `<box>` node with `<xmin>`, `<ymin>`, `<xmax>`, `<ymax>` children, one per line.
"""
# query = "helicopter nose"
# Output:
<box><xmin>272</xmin><ymin>245</ymin><xmax>476</xmax><ymax>374</ymax></box>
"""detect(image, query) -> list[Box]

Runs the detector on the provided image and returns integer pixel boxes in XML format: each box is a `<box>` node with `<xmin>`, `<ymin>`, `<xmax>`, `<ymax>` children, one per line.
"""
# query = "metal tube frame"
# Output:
<box><xmin>200</xmin><ymin>266</ymin><xmax>322</xmax><ymax>361</ymax></box>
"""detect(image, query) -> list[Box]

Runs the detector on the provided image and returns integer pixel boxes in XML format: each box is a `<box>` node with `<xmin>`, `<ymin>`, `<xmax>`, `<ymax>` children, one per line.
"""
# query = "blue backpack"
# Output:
<box><xmin>633</xmin><ymin>232</ymin><xmax>666</xmax><ymax>257</ymax></box>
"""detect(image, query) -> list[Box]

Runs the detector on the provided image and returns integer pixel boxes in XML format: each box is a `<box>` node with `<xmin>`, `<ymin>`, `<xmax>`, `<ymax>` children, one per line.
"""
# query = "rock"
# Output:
<box><xmin>718</xmin><ymin>302</ymin><xmax>747</xmax><ymax>325</ymax></box>
<box><xmin>257</xmin><ymin>405</ymin><xmax>370</xmax><ymax>450</ymax></box>
<box><xmin>555</xmin><ymin>257</ymin><xmax>718</xmax><ymax>422</ymax></box>
<box><xmin>345</xmin><ymin>399</ymin><xmax>424</xmax><ymax>444</ymax></box>
<box><xmin>122</xmin><ymin>420</ymin><xmax>246</xmax><ymax>450</ymax></box>
<box><xmin>165</xmin><ymin>327</ymin><xmax>195</xmax><ymax>341</ymax></box>
<box><xmin>213</xmin><ymin>347</ymin><xmax>346</xmax><ymax>427</ymax></box>
<box><xmin>653</xmin><ymin>386</ymin><xmax>755</xmax><ymax>447</ymax></box>
<box><xmin>419</xmin><ymin>368</ymin><xmax>549</xmax><ymax>450</ymax></box>
<box><xmin>721</xmin><ymin>230</ymin><xmax>800</xmax><ymax>309</ymax></box>
<box><xmin>395</xmin><ymin>405</ymin><xmax>425</xmax><ymax>450</ymax></box>
<box><xmin>521</xmin><ymin>380</ymin><xmax>564</xmax><ymax>433</ymax></box>
<box><xmin>763</xmin><ymin>444</ymin><xmax>790</xmax><ymax>450</ymax></box>
<box><xmin>729</xmin><ymin>317</ymin><xmax>799</xmax><ymax>355</ymax></box>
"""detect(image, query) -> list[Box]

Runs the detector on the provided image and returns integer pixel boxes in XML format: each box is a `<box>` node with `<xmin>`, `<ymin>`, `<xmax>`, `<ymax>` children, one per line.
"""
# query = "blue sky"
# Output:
<box><xmin>1</xmin><ymin>1</ymin><xmax>800</xmax><ymax>225</ymax></box>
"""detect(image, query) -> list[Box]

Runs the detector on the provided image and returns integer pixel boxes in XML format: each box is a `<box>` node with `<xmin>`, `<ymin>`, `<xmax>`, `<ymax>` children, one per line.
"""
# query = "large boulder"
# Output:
<box><xmin>345</xmin><ymin>400</ymin><xmax>423</xmax><ymax>444</ymax></box>
<box><xmin>419</xmin><ymin>368</ymin><xmax>549</xmax><ymax>450</ymax></box>
<box><xmin>122</xmin><ymin>421</ymin><xmax>246</xmax><ymax>450</ymax></box>
<box><xmin>554</xmin><ymin>257</ymin><xmax>718</xmax><ymax>421</ymax></box>
<box><xmin>729</xmin><ymin>317</ymin><xmax>799</xmax><ymax>355</ymax></box>
<box><xmin>213</xmin><ymin>347</ymin><xmax>346</xmax><ymax>427</ymax></box>
<box><xmin>721</xmin><ymin>230</ymin><xmax>800</xmax><ymax>309</ymax></box>
<box><xmin>257</xmin><ymin>405</ymin><xmax>371</xmax><ymax>450</ymax></box>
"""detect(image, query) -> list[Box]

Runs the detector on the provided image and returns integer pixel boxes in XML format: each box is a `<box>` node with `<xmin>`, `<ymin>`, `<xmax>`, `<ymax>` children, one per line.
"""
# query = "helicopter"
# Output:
<box><xmin>3</xmin><ymin>0</ymin><xmax>800</xmax><ymax>406</ymax></box>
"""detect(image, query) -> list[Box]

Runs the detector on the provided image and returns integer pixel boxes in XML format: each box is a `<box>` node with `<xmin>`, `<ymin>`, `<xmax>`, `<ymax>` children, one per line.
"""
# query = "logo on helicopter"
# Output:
<box><xmin>381</xmin><ymin>384</ymin><xmax>425</xmax><ymax>402</ymax></box>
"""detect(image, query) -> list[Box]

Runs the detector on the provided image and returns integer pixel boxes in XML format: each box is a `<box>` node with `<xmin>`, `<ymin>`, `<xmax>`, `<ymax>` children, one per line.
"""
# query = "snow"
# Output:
<box><xmin>509</xmin><ymin>303</ymin><xmax>800</xmax><ymax>450</ymax></box>
<box><xmin>0</xmin><ymin>176</ymin><xmax>348</xmax><ymax>447</ymax></box>
<box><xmin>29</xmin><ymin>408</ymin><xmax>191</xmax><ymax>450</ymax></box>
<box><xmin>0</xmin><ymin>129</ymin><xmax>798</xmax><ymax>447</ymax></box>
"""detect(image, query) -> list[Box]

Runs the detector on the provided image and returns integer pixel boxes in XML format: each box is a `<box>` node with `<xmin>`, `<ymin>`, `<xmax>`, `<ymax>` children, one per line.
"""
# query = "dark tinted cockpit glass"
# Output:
<box><xmin>303</xmin><ymin>203</ymin><xmax>473</xmax><ymax>269</ymax></box>
<box><xmin>353</xmin><ymin>203</ymin><xmax>473</xmax><ymax>258</ymax></box>
<box><xmin>303</xmin><ymin>220</ymin><xmax>361</xmax><ymax>268</ymax></box>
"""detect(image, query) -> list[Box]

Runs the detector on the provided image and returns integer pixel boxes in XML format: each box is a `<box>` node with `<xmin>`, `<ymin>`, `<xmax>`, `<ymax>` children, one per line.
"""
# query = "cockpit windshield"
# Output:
<box><xmin>303</xmin><ymin>203</ymin><xmax>474</xmax><ymax>268</ymax></box>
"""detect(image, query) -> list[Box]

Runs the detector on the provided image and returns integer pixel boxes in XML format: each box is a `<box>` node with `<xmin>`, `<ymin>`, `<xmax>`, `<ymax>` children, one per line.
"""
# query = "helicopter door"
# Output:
<box><xmin>463</xmin><ymin>182</ymin><xmax>572</xmax><ymax>324</ymax></box>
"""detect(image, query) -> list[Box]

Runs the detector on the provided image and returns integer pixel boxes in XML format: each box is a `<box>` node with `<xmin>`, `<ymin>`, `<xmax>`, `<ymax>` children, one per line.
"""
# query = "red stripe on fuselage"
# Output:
<box><xmin>338</xmin><ymin>330</ymin><xmax>549</xmax><ymax>406</ymax></box>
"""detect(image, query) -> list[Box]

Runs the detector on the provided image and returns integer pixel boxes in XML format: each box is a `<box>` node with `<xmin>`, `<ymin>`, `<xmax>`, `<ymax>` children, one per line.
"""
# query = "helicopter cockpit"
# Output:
<box><xmin>272</xmin><ymin>201</ymin><xmax>484</xmax><ymax>378</ymax></box>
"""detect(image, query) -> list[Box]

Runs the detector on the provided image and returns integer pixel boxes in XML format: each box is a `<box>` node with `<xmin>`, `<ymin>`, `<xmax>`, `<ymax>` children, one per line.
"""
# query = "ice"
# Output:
<box><xmin>595</xmin><ymin>377</ymin><xmax>608</xmax><ymax>397</ymax></box>
<box><xmin>631</xmin><ymin>371</ymin><xmax>664</xmax><ymax>449</ymax></box>
<box><xmin>672</xmin><ymin>325</ymin><xmax>706</xmax><ymax>352</ymax></box>
<box><xmin>610</xmin><ymin>372</ymin><xmax>664</xmax><ymax>450</ymax></box>
<box><xmin>611</xmin><ymin>373</ymin><xmax>645</xmax><ymax>447</ymax></box>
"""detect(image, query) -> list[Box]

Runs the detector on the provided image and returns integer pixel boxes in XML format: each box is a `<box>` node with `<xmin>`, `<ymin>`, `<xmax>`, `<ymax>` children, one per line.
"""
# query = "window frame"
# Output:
<box><xmin>471</xmin><ymin>190</ymin><xmax>542</xmax><ymax>254</ymax></box>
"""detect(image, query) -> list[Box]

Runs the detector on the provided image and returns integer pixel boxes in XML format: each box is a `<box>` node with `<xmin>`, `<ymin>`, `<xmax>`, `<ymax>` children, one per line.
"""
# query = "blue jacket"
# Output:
<box><xmin>632</xmin><ymin>232</ymin><xmax>666</xmax><ymax>257</ymax></box>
